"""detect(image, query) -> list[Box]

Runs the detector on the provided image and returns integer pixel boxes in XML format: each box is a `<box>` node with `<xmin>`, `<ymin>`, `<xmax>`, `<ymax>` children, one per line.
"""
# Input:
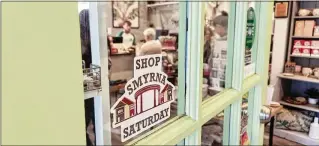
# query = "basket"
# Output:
<box><xmin>82</xmin><ymin>60</ymin><xmax>101</xmax><ymax>92</ymax></box>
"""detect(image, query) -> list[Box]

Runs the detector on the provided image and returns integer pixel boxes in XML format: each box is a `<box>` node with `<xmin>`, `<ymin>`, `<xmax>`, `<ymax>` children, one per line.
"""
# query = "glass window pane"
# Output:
<box><xmin>202</xmin><ymin>111</ymin><xmax>225</xmax><ymax>146</ymax></box>
<box><xmin>203</xmin><ymin>2</ymin><xmax>232</xmax><ymax>100</ymax></box>
<box><xmin>100</xmin><ymin>1</ymin><xmax>186</xmax><ymax>145</ymax></box>
<box><xmin>240</xmin><ymin>92</ymin><xmax>249</xmax><ymax>145</ymax></box>
<box><xmin>244</xmin><ymin>2</ymin><xmax>258</xmax><ymax>79</ymax></box>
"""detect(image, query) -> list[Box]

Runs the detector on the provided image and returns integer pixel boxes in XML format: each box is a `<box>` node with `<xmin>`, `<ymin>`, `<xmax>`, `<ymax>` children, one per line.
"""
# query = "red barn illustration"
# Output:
<box><xmin>159</xmin><ymin>84</ymin><xmax>174</xmax><ymax>104</ymax></box>
<box><xmin>114</xmin><ymin>97</ymin><xmax>135</xmax><ymax>123</ymax></box>
<box><xmin>134</xmin><ymin>84</ymin><xmax>161</xmax><ymax>114</ymax></box>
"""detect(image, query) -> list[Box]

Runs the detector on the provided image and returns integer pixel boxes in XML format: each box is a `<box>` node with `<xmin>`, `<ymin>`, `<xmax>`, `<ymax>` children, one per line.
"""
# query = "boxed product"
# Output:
<box><xmin>303</xmin><ymin>20</ymin><xmax>315</xmax><ymax>36</ymax></box>
<box><xmin>311</xmin><ymin>49</ymin><xmax>319</xmax><ymax>57</ymax></box>
<box><xmin>300</xmin><ymin>40</ymin><xmax>311</xmax><ymax>56</ymax></box>
<box><xmin>294</xmin><ymin>20</ymin><xmax>305</xmax><ymax>36</ymax></box>
<box><xmin>300</xmin><ymin>48</ymin><xmax>311</xmax><ymax>56</ymax></box>
<box><xmin>292</xmin><ymin>40</ymin><xmax>303</xmax><ymax>55</ymax></box>
<box><xmin>311</xmin><ymin>41</ymin><xmax>319</xmax><ymax>57</ymax></box>
<box><xmin>314</xmin><ymin>26</ymin><xmax>319</xmax><ymax>36</ymax></box>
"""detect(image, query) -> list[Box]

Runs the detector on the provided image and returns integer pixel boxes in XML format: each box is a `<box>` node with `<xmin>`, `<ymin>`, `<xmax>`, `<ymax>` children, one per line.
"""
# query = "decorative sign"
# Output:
<box><xmin>244</xmin><ymin>7</ymin><xmax>256</xmax><ymax>78</ymax></box>
<box><xmin>245</xmin><ymin>7</ymin><xmax>256</xmax><ymax>50</ymax></box>
<box><xmin>110</xmin><ymin>54</ymin><xmax>176</xmax><ymax>142</ymax></box>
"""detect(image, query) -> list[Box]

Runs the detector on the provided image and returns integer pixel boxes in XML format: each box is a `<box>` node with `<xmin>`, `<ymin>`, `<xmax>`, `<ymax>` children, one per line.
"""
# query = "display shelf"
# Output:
<box><xmin>147</xmin><ymin>2</ymin><xmax>178</xmax><ymax>8</ymax></box>
<box><xmin>84</xmin><ymin>89</ymin><xmax>101</xmax><ymax>100</ymax></box>
<box><xmin>274</xmin><ymin>129</ymin><xmax>319</xmax><ymax>145</ymax></box>
<box><xmin>278</xmin><ymin>73</ymin><xmax>319</xmax><ymax>84</ymax></box>
<box><xmin>294</xmin><ymin>16</ymin><xmax>319</xmax><ymax>19</ymax></box>
<box><xmin>291</xmin><ymin>36</ymin><xmax>319</xmax><ymax>39</ymax></box>
<box><xmin>279</xmin><ymin>100</ymin><xmax>319</xmax><ymax>113</ymax></box>
<box><xmin>290</xmin><ymin>55</ymin><xmax>319</xmax><ymax>59</ymax></box>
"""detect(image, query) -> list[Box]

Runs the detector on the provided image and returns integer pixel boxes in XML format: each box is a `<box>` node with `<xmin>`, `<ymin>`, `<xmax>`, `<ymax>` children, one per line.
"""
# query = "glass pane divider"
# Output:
<box><xmin>185</xmin><ymin>1</ymin><xmax>203</xmax><ymax>120</ymax></box>
<box><xmin>254</xmin><ymin>2</ymin><xmax>274</xmax><ymax>145</ymax></box>
<box><xmin>248</xmin><ymin>85</ymin><xmax>262</xmax><ymax>145</ymax></box>
<box><xmin>201</xmin><ymin>74</ymin><xmax>261</xmax><ymax>124</ymax></box>
<box><xmin>184</xmin><ymin>1</ymin><xmax>204</xmax><ymax>145</ymax></box>
<box><xmin>131</xmin><ymin>116</ymin><xmax>197</xmax><ymax>145</ymax></box>
<box><xmin>177</xmin><ymin>1</ymin><xmax>187</xmax><ymax>116</ymax></box>
<box><xmin>229</xmin><ymin>98</ymin><xmax>243</xmax><ymax>145</ymax></box>
<box><xmin>231</xmin><ymin>1</ymin><xmax>247</xmax><ymax>91</ymax></box>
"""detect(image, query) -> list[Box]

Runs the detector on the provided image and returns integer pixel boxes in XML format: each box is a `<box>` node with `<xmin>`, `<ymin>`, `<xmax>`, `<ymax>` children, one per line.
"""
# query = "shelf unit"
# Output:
<box><xmin>290</xmin><ymin>55</ymin><xmax>319</xmax><ymax>59</ymax></box>
<box><xmin>279</xmin><ymin>100</ymin><xmax>319</xmax><ymax>113</ymax></box>
<box><xmin>274</xmin><ymin>129</ymin><xmax>319</xmax><ymax>145</ymax></box>
<box><xmin>146</xmin><ymin>2</ymin><xmax>178</xmax><ymax>8</ymax></box>
<box><xmin>275</xmin><ymin>1</ymin><xmax>319</xmax><ymax>144</ymax></box>
<box><xmin>278</xmin><ymin>73</ymin><xmax>319</xmax><ymax>84</ymax></box>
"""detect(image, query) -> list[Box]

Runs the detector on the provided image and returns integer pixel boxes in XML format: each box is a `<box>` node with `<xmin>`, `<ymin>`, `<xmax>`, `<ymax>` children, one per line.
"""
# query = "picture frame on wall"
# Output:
<box><xmin>112</xmin><ymin>1</ymin><xmax>139</xmax><ymax>28</ymax></box>
<box><xmin>274</xmin><ymin>2</ymin><xmax>289</xmax><ymax>18</ymax></box>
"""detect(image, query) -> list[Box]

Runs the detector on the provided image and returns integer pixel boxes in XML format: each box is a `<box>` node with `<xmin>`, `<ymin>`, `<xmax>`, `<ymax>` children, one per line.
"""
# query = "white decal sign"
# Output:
<box><xmin>110</xmin><ymin>54</ymin><xmax>176</xmax><ymax>142</ymax></box>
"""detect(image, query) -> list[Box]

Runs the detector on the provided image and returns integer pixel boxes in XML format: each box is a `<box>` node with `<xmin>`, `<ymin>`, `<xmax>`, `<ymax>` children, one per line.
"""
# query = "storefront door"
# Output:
<box><xmin>88</xmin><ymin>1</ymin><xmax>274</xmax><ymax>145</ymax></box>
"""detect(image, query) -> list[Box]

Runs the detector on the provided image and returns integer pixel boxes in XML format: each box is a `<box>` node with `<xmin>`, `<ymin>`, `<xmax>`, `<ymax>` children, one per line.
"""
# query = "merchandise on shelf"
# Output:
<box><xmin>294</xmin><ymin>20</ymin><xmax>305</xmax><ymax>36</ymax></box>
<box><xmin>304</xmin><ymin>20</ymin><xmax>315</xmax><ymax>36</ymax></box>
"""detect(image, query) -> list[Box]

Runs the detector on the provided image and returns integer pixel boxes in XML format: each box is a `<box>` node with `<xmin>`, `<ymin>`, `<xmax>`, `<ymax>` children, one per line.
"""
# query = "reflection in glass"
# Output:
<box><xmin>104</xmin><ymin>1</ymin><xmax>182</xmax><ymax>145</ymax></box>
<box><xmin>240</xmin><ymin>92</ymin><xmax>249</xmax><ymax>145</ymax></box>
<box><xmin>202</xmin><ymin>111</ymin><xmax>224</xmax><ymax>146</ymax></box>
<box><xmin>203</xmin><ymin>2</ymin><xmax>230</xmax><ymax>100</ymax></box>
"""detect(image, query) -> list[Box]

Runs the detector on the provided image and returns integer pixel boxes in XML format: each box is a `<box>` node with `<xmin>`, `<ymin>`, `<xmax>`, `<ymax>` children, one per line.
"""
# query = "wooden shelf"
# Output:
<box><xmin>279</xmin><ymin>100</ymin><xmax>319</xmax><ymax>113</ymax></box>
<box><xmin>290</xmin><ymin>55</ymin><xmax>319</xmax><ymax>59</ymax></box>
<box><xmin>291</xmin><ymin>36</ymin><xmax>319</xmax><ymax>39</ymax></box>
<box><xmin>147</xmin><ymin>2</ymin><xmax>178</xmax><ymax>8</ymax></box>
<box><xmin>294</xmin><ymin>16</ymin><xmax>319</xmax><ymax>19</ymax></box>
<box><xmin>274</xmin><ymin>129</ymin><xmax>319</xmax><ymax>146</ymax></box>
<box><xmin>278</xmin><ymin>73</ymin><xmax>319</xmax><ymax>84</ymax></box>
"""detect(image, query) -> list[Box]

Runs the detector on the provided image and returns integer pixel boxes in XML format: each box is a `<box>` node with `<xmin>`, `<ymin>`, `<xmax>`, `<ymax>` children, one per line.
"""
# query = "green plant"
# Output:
<box><xmin>304</xmin><ymin>88</ymin><xmax>319</xmax><ymax>99</ymax></box>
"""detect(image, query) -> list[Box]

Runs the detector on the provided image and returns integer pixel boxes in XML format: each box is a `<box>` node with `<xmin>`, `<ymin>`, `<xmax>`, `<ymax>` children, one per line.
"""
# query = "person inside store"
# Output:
<box><xmin>204</xmin><ymin>26</ymin><xmax>214</xmax><ymax>64</ymax></box>
<box><xmin>116</xmin><ymin>20</ymin><xmax>136</xmax><ymax>52</ymax></box>
<box><xmin>137</xmin><ymin>27</ymin><xmax>162</xmax><ymax>56</ymax></box>
<box><xmin>79</xmin><ymin>9</ymin><xmax>96</xmax><ymax>146</ymax></box>
<box><xmin>212</xmin><ymin>11</ymin><xmax>228</xmax><ymax>40</ymax></box>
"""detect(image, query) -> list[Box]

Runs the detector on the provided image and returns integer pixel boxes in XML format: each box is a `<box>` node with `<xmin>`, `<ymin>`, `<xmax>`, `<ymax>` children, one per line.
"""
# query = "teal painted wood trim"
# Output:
<box><xmin>229</xmin><ymin>98</ymin><xmax>243</xmax><ymax>145</ymax></box>
<box><xmin>185</xmin><ymin>130</ymin><xmax>200</xmax><ymax>146</ymax></box>
<box><xmin>201</xmin><ymin>74</ymin><xmax>261</xmax><ymax>125</ymax></box>
<box><xmin>250</xmin><ymin>2</ymin><xmax>261</xmax><ymax>72</ymax></box>
<box><xmin>223</xmin><ymin>3</ymin><xmax>236</xmax><ymax>145</ymax></box>
<box><xmin>254</xmin><ymin>1</ymin><xmax>274</xmax><ymax>145</ymax></box>
<box><xmin>132</xmin><ymin>116</ymin><xmax>198</xmax><ymax>145</ymax></box>
<box><xmin>185</xmin><ymin>1</ymin><xmax>203</xmax><ymax>120</ymax></box>
<box><xmin>228</xmin><ymin>2</ymin><xmax>248</xmax><ymax>145</ymax></box>
<box><xmin>231</xmin><ymin>2</ymin><xmax>247</xmax><ymax>91</ymax></box>
<box><xmin>222</xmin><ymin>106</ymin><xmax>231</xmax><ymax>145</ymax></box>
<box><xmin>248</xmin><ymin>85</ymin><xmax>262</xmax><ymax>144</ymax></box>
<box><xmin>177</xmin><ymin>1</ymin><xmax>187</xmax><ymax>116</ymax></box>
<box><xmin>185</xmin><ymin>1</ymin><xmax>203</xmax><ymax>145</ymax></box>
<box><xmin>225</xmin><ymin>2</ymin><xmax>237</xmax><ymax>89</ymax></box>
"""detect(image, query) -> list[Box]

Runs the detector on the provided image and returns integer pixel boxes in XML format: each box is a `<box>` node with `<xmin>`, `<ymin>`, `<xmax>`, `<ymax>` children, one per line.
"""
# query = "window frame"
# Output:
<box><xmin>89</xmin><ymin>1</ymin><xmax>274</xmax><ymax>145</ymax></box>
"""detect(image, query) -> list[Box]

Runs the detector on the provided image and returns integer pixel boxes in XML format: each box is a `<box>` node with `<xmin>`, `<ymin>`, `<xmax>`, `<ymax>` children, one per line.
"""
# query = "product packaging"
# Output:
<box><xmin>314</xmin><ymin>26</ymin><xmax>319</xmax><ymax>36</ymax></box>
<box><xmin>304</xmin><ymin>20</ymin><xmax>316</xmax><ymax>36</ymax></box>
<box><xmin>292</xmin><ymin>40</ymin><xmax>303</xmax><ymax>56</ymax></box>
<box><xmin>300</xmin><ymin>40</ymin><xmax>311</xmax><ymax>56</ymax></box>
<box><xmin>294</xmin><ymin>20</ymin><xmax>305</xmax><ymax>36</ymax></box>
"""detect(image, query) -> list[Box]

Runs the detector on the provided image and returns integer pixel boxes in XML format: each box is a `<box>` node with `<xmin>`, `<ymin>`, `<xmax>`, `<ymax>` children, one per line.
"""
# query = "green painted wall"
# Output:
<box><xmin>2</xmin><ymin>2</ymin><xmax>86</xmax><ymax>145</ymax></box>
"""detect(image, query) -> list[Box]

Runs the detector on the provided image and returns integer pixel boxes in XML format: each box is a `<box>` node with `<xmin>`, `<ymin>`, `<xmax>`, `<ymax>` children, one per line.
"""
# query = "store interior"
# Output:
<box><xmin>79</xmin><ymin>1</ymin><xmax>319</xmax><ymax>146</ymax></box>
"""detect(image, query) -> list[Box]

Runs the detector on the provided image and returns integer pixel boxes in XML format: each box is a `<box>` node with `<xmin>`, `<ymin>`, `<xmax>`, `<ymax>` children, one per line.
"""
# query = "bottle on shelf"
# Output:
<box><xmin>309</xmin><ymin>117</ymin><xmax>319</xmax><ymax>139</ymax></box>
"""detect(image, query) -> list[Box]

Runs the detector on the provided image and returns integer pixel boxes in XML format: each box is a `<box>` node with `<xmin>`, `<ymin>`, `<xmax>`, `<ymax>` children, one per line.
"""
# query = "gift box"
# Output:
<box><xmin>294</xmin><ymin>20</ymin><xmax>305</xmax><ymax>36</ymax></box>
<box><xmin>303</xmin><ymin>20</ymin><xmax>315</xmax><ymax>36</ymax></box>
<box><xmin>300</xmin><ymin>48</ymin><xmax>311</xmax><ymax>56</ymax></box>
<box><xmin>292</xmin><ymin>48</ymin><xmax>301</xmax><ymax>56</ymax></box>
<box><xmin>312</xmin><ymin>40</ymin><xmax>319</xmax><ymax>49</ymax></box>
<box><xmin>304</xmin><ymin>40</ymin><xmax>312</xmax><ymax>48</ymax></box>
<box><xmin>311</xmin><ymin>49</ymin><xmax>319</xmax><ymax>57</ymax></box>
<box><xmin>314</xmin><ymin>26</ymin><xmax>319</xmax><ymax>36</ymax></box>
